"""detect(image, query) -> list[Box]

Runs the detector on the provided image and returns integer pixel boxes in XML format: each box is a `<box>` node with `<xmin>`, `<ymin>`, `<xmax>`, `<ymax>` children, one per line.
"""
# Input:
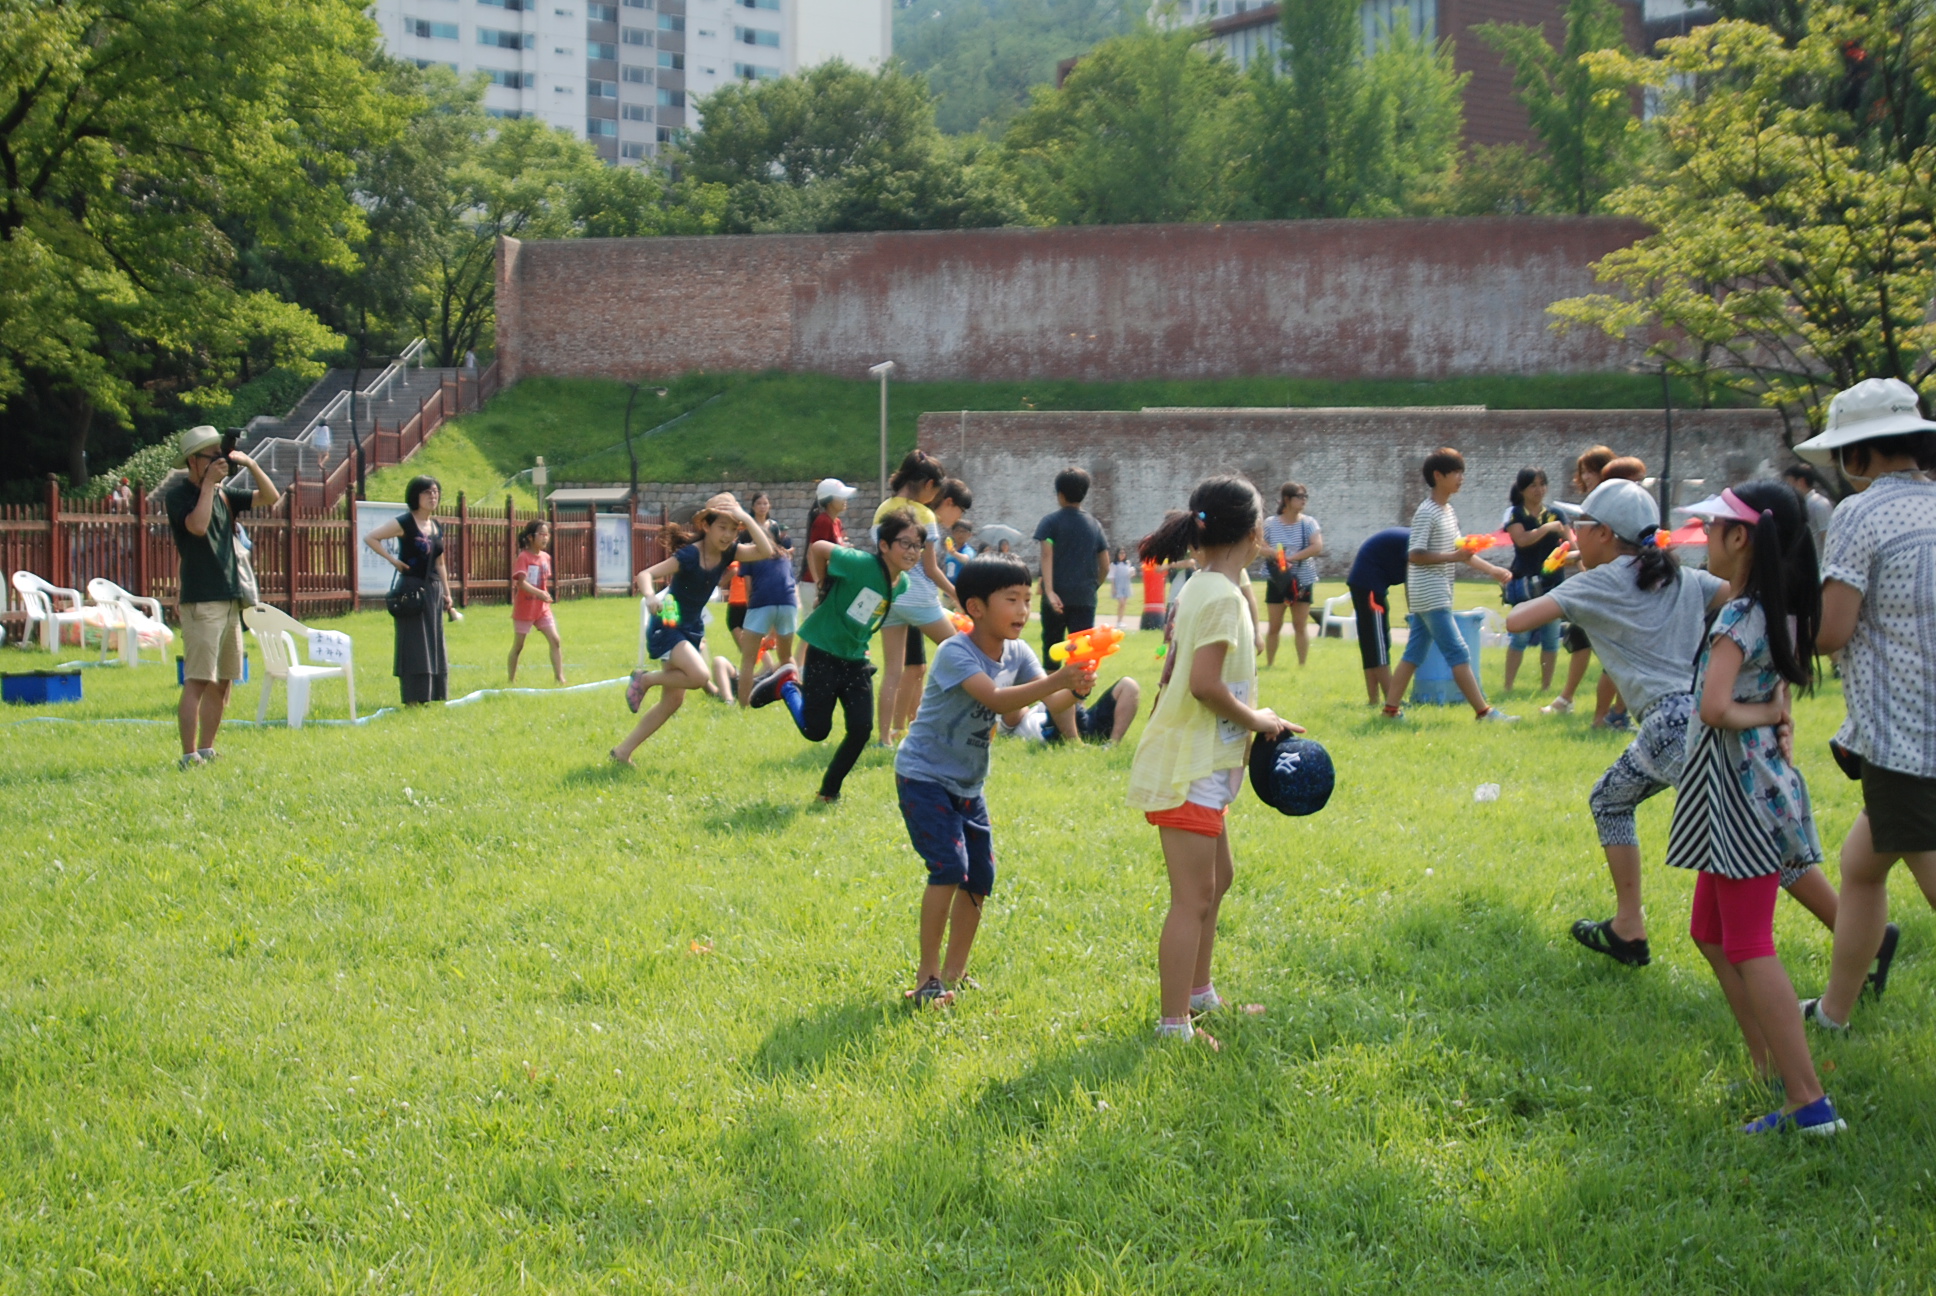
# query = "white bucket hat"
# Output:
<box><xmin>177</xmin><ymin>424</ymin><xmax>223</xmax><ymax>466</ymax></box>
<box><xmin>1793</xmin><ymin>378</ymin><xmax>1936</xmax><ymax>467</ymax></box>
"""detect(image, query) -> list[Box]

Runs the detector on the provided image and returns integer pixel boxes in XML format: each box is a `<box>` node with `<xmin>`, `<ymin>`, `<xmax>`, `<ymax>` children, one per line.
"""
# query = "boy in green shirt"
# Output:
<box><xmin>751</xmin><ymin>511</ymin><xmax>923</xmax><ymax>801</ymax></box>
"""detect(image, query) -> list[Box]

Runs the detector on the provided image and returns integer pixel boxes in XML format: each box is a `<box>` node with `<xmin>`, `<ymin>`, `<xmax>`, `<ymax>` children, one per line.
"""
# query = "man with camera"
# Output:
<box><xmin>165</xmin><ymin>425</ymin><xmax>281</xmax><ymax>768</ymax></box>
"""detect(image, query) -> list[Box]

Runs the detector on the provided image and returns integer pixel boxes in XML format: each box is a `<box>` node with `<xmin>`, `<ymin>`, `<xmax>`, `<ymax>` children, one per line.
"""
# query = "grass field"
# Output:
<box><xmin>3</xmin><ymin>589</ymin><xmax>1933</xmax><ymax>1292</ymax></box>
<box><xmin>367</xmin><ymin>371</ymin><xmax>1736</xmax><ymax>508</ymax></box>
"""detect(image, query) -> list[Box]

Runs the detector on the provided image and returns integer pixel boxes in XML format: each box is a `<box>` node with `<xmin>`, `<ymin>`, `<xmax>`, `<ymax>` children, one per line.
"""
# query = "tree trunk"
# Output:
<box><xmin>65</xmin><ymin>393</ymin><xmax>95</xmax><ymax>489</ymax></box>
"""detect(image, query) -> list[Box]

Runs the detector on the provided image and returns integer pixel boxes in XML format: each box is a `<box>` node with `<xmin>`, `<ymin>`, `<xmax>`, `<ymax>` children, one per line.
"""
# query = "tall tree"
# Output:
<box><xmin>1550</xmin><ymin>4</ymin><xmax>1936</xmax><ymax>430</ymax></box>
<box><xmin>896</xmin><ymin>0</ymin><xmax>1135</xmax><ymax>135</ymax></box>
<box><xmin>679</xmin><ymin>61</ymin><xmax>1014</xmax><ymax>233</ymax></box>
<box><xmin>0</xmin><ymin>0</ymin><xmax>396</xmax><ymax>486</ymax></box>
<box><xmin>1475</xmin><ymin>0</ymin><xmax>1639</xmax><ymax>214</ymax></box>
<box><xmin>1233</xmin><ymin>0</ymin><xmax>1466</xmax><ymax>219</ymax></box>
<box><xmin>998</xmin><ymin>28</ymin><xmax>1244</xmax><ymax>224</ymax></box>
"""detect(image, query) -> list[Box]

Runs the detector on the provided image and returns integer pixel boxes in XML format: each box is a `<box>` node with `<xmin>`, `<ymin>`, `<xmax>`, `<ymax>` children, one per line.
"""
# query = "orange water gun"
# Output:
<box><xmin>1542</xmin><ymin>540</ymin><xmax>1572</xmax><ymax>574</ymax></box>
<box><xmin>1456</xmin><ymin>530</ymin><xmax>1511</xmax><ymax>554</ymax></box>
<box><xmin>949</xmin><ymin>611</ymin><xmax>973</xmax><ymax>634</ymax></box>
<box><xmin>1273</xmin><ymin>544</ymin><xmax>1288</xmax><ymax>572</ymax></box>
<box><xmin>1050</xmin><ymin>625</ymin><xmax>1125</xmax><ymax>666</ymax></box>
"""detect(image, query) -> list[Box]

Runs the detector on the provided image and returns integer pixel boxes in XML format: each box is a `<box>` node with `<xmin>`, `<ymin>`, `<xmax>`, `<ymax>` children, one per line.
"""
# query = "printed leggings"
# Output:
<box><xmin>798</xmin><ymin>645</ymin><xmax>875</xmax><ymax>800</ymax></box>
<box><xmin>1589</xmin><ymin>691</ymin><xmax>1694</xmax><ymax>847</ymax></box>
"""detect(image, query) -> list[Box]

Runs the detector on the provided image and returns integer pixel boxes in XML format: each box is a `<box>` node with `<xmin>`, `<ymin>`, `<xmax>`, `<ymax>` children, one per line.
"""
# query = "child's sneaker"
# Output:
<box><xmin>176</xmin><ymin>752</ymin><xmax>204</xmax><ymax>770</ymax></box>
<box><xmin>1189</xmin><ymin>987</ymin><xmax>1225</xmax><ymax>1016</ymax></box>
<box><xmin>1477</xmin><ymin>707</ymin><xmax>1519</xmax><ymax>723</ymax></box>
<box><xmin>1540</xmin><ymin>696</ymin><xmax>1574</xmax><ymax>715</ymax></box>
<box><xmin>747</xmin><ymin>664</ymin><xmax>795</xmax><ymax>709</ymax></box>
<box><xmin>1743</xmin><ymin>1094</ymin><xmax>1845</xmax><ymax>1136</ymax></box>
<box><xmin>625</xmin><ymin>670</ymin><xmax>650</xmax><ymax>714</ymax></box>
<box><xmin>1154</xmin><ymin>1019</ymin><xmax>1195</xmax><ymax>1041</ymax></box>
<box><xmin>1800</xmin><ymin>997</ymin><xmax>1850</xmax><ymax>1032</ymax></box>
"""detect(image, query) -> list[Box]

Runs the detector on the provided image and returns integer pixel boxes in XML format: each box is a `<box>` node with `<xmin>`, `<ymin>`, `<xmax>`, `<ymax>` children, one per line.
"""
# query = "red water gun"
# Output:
<box><xmin>1455</xmin><ymin>531</ymin><xmax>1511</xmax><ymax>554</ymax></box>
<box><xmin>1542</xmin><ymin>540</ymin><xmax>1572</xmax><ymax>574</ymax></box>
<box><xmin>1050</xmin><ymin>625</ymin><xmax>1125</xmax><ymax>666</ymax></box>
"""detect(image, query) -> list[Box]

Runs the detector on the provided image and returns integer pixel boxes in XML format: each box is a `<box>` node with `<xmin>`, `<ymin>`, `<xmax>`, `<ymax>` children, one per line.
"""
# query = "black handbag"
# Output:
<box><xmin>386</xmin><ymin>574</ymin><xmax>426</xmax><ymax>618</ymax></box>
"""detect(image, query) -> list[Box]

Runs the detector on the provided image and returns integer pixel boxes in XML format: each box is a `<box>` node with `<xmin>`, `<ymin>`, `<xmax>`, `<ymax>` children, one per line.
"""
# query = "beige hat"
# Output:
<box><xmin>178</xmin><ymin>425</ymin><xmax>223</xmax><ymax>466</ymax></box>
<box><xmin>1794</xmin><ymin>378</ymin><xmax>1936</xmax><ymax>467</ymax></box>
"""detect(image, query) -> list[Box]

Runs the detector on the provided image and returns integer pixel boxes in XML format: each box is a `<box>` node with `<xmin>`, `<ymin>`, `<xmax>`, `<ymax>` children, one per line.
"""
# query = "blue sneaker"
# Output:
<box><xmin>1743</xmin><ymin>1094</ymin><xmax>1845</xmax><ymax>1136</ymax></box>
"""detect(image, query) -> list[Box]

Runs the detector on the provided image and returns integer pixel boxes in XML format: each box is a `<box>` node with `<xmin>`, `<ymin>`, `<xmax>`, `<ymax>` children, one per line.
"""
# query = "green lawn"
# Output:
<box><xmin>3</xmin><ymin>591</ymin><xmax>1931</xmax><ymax>1291</ymax></box>
<box><xmin>369</xmin><ymin>371</ymin><xmax>1735</xmax><ymax>507</ymax></box>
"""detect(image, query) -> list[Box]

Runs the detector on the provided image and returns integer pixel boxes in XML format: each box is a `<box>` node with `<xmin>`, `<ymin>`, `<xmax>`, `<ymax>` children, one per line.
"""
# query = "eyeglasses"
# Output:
<box><xmin>888</xmin><ymin>537</ymin><xmax>922</xmax><ymax>552</ymax></box>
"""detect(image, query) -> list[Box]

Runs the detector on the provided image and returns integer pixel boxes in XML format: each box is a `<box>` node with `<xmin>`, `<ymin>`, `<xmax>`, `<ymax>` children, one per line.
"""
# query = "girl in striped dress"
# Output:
<box><xmin>1664</xmin><ymin>481</ymin><xmax>1841</xmax><ymax>1135</ymax></box>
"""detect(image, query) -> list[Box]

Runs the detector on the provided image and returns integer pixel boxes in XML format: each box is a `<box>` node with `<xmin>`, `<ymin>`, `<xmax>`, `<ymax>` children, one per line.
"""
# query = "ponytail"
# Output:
<box><xmin>1730</xmin><ymin>480</ymin><xmax>1818</xmax><ymax>690</ymax></box>
<box><xmin>1138</xmin><ymin>475</ymin><xmax>1261</xmax><ymax>564</ymax></box>
<box><xmin>1632</xmin><ymin>534</ymin><xmax>1679</xmax><ymax>593</ymax></box>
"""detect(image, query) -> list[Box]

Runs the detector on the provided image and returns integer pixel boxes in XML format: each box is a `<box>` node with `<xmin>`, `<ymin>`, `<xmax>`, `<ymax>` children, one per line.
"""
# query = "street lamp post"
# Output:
<box><xmin>869</xmin><ymin>360</ymin><xmax>895</xmax><ymax>500</ymax></box>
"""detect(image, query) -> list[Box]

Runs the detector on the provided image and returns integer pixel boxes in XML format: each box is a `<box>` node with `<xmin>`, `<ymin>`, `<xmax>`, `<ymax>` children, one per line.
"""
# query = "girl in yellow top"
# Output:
<box><xmin>1128</xmin><ymin>476</ymin><xmax>1301</xmax><ymax>1046</ymax></box>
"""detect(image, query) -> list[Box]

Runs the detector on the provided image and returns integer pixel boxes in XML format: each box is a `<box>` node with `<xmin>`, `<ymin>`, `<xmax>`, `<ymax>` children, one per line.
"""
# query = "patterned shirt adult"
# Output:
<box><xmin>1821</xmin><ymin>472</ymin><xmax>1936</xmax><ymax>778</ymax></box>
<box><xmin>1405</xmin><ymin>498</ymin><xmax>1459</xmax><ymax>613</ymax></box>
<box><xmin>1262</xmin><ymin>514</ymin><xmax>1321</xmax><ymax>589</ymax></box>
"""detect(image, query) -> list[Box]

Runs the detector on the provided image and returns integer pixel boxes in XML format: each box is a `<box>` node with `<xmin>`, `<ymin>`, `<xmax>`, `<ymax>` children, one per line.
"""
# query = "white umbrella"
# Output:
<box><xmin>973</xmin><ymin>523</ymin><xmax>1025</xmax><ymax>546</ymax></box>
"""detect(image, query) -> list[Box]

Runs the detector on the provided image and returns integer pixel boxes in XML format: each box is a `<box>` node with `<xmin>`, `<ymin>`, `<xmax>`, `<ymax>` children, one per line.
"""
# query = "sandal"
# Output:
<box><xmin>946</xmin><ymin>974</ymin><xmax>982</xmax><ymax>993</ymax></box>
<box><xmin>905</xmin><ymin>976</ymin><xmax>954</xmax><ymax>1008</ymax></box>
<box><xmin>1571</xmin><ymin>918</ymin><xmax>1651</xmax><ymax>967</ymax></box>
<box><xmin>625</xmin><ymin>670</ymin><xmax>650</xmax><ymax>714</ymax></box>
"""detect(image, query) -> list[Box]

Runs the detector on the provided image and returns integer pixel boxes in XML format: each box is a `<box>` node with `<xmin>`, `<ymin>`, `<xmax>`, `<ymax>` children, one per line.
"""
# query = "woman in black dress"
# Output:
<box><xmin>364</xmin><ymin>475</ymin><xmax>453</xmax><ymax>704</ymax></box>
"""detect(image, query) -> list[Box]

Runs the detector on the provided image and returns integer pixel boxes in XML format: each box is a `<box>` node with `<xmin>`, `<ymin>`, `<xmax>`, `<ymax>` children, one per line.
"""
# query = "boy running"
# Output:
<box><xmin>894</xmin><ymin>555</ymin><xmax>1096</xmax><ymax>1004</ymax></box>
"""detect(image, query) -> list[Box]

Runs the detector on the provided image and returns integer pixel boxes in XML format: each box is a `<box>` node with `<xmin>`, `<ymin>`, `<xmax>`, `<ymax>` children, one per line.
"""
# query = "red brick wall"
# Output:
<box><xmin>496</xmin><ymin>217</ymin><xmax>1648</xmax><ymax>386</ymax></box>
<box><xmin>1448</xmin><ymin>0</ymin><xmax>1652</xmax><ymax>149</ymax></box>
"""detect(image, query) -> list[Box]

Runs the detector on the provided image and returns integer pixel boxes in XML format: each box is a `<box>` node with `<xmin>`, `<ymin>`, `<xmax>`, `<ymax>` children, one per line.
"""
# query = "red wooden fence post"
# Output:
<box><xmin>133</xmin><ymin>485</ymin><xmax>150</xmax><ymax>601</ymax></box>
<box><xmin>45</xmin><ymin>476</ymin><xmax>63</xmax><ymax>589</ymax></box>
<box><xmin>284</xmin><ymin>488</ymin><xmax>297</xmax><ymax>613</ymax></box>
<box><xmin>457</xmin><ymin>491</ymin><xmax>470</xmax><ymax>608</ymax></box>
<box><xmin>348</xmin><ymin>495</ymin><xmax>360</xmax><ymax>615</ymax></box>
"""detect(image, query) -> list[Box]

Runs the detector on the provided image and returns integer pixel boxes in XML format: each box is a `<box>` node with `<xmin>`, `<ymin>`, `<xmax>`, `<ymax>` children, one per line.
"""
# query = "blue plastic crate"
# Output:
<box><xmin>3</xmin><ymin>670</ymin><xmax>83</xmax><ymax>706</ymax></box>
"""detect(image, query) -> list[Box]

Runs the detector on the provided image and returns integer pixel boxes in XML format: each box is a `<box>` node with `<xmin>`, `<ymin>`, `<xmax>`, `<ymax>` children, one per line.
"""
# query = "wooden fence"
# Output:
<box><xmin>2</xmin><ymin>478</ymin><xmax>667</xmax><ymax>639</ymax></box>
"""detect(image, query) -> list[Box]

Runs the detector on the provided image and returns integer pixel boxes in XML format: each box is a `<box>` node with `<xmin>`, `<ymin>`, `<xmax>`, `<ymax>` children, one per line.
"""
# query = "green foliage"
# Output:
<box><xmin>1475</xmin><ymin>0</ymin><xmax>1640</xmax><ymax>214</ymax></box>
<box><xmin>374</xmin><ymin>369</ymin><xmax>1733</xmax><ymax>505</ymax></box>
<box><xmin>1550</xmin><ymin>2</ymin><xmax>1936</xmax><ymax>427</ymax></box>
<box><xmin>679</xmin><ymin>62</ymin><xmax>1017</xmax><ymax>233</ymax></box>
<box><xmin>1000</xmin><ymin>28</ymin><xmax>1244</xmax><ymax>224</ymax></box>
<box><xmin>3</xmin><ymin>597</ymin><xmax>1932</xmax><ymax>1288</ymax></box>
<box><xmin>895</xmin><ymin>0</ymin><xmax>1135</xmax><ymax>135</ymax></box>
<box><xmin>0</xmin><ymin>0</ymin><xmax>393</xmax><ymax>484</ymax></box>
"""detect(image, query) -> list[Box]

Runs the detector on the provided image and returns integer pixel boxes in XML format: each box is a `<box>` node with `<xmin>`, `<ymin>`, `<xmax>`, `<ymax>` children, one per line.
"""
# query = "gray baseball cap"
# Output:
<box><xmin>1576</xmin><ymin>479</ymin><xmax>1660</xmax><ymax>546</ymax></box>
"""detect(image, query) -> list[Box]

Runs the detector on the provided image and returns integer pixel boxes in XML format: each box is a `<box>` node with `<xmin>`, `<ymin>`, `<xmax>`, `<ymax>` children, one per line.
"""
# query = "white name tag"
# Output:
<box><xmin>846</xmin><ymin>587</ymin><xmax>883</xmax><ymax>625</ymax></box>
<box><xmin>1218</xmin><ymin>680</ymin><xmax>1251</xmax><ymax>745</ymax></box>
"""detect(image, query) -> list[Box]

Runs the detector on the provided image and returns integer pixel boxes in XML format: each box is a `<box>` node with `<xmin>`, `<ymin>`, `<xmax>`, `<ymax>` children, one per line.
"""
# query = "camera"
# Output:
<box><xmin>219</xmin><ymin>428</ymin><xmax>240</xmax><ymax>459</ymax></box>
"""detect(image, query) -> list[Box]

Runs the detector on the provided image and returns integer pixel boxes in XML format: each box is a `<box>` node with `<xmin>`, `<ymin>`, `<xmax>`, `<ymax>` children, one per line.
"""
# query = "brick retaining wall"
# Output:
<box><xmin>917</xmin><ymin>407</ymin><xmax>1790</xmax><ymax>580</ymax></box>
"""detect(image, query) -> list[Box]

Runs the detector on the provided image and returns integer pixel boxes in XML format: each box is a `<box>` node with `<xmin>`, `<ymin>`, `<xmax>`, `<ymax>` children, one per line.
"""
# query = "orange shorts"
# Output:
<box><xmin>1144</xmin><ymin>801</ymin><xmax>1228</xmax><ymax>838</ymax></box>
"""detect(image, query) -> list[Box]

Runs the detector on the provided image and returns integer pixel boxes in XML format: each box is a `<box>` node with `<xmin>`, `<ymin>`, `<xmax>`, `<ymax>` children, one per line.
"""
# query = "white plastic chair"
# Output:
<box><xmin>243</xmin><ymin>604</ymin><xmax>355</xmax><ymax>728</ymax></box>
<box><xmin>11</xmin><ymin>571</ymin><xmax>90</xmax><ymax>653</ymax></box>
<box><xmin>1320</xmin><ymin>593</ymin><xmax>1358</xmax><ymax>640</ymax></box>
<box><xmin>86</xmin><ymin>577</ymin><xmax>172</xmax><ymax>667</ymax></box>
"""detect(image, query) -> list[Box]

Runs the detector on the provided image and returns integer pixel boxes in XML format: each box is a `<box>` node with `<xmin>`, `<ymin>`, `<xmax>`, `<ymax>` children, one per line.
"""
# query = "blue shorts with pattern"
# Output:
<box><xmin>647</xmin><ymin>615</ymin><xmax>707</xmax><ymax>662</ymax></box>
<box><xmin>897</xmin><ymin>776</ymin><xmax>995</xmax><ymax>896</ymax></box>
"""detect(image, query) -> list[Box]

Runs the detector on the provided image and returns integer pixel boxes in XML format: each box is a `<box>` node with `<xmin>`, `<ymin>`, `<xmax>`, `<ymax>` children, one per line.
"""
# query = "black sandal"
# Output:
<box><xmin>1866</xmin><ymin>922</ymin><xmax>1901</xmax><ymax>1000</ymax></box>
<box><xmin>905</xmin><ymin>976</ymin><xmax>954</xmax><ymax>1008</ymax></box>
<box><xmin>1571</xmin><ymin>918</ymin><xmax>1651</xmax><ymax>967</ymax></box>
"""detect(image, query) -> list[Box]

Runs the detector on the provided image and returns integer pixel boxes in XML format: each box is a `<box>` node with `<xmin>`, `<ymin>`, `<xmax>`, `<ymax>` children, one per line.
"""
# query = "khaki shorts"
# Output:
<box><xmin>181</xmin><ymin>600</ymin><xmax>244</xmax><ymax>682</ymax></box>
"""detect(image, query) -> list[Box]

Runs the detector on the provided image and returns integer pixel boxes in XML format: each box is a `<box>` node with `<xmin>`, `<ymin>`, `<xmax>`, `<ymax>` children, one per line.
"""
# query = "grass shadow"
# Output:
<box><xmin>561</xmin><ymin>758</ymin><xmax>637</xmax><ymax>786</ymax></box>
<box><xmin>703</xmin><ymin>799</ymin><xmax>804</xmax><ymax>835</ymax></box>
<box><xmin>744</xmin><ymin>998</ymin><xmax>893</xmax><ymax>1082</ymax></box>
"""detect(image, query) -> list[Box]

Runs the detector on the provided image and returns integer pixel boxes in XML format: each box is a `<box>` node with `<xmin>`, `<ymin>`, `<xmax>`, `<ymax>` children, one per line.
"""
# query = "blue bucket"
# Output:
<box><xmin>1410</xmin><ymin>608</ymin><xmax>1486</xmax><ymax>705</ymax></box>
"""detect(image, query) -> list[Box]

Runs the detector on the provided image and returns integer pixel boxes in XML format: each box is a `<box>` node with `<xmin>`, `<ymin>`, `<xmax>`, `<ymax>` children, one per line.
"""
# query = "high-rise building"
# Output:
<box><xmin>368</xmin><ymin>0</ymin><xmax>892</xmax><ymax>165</ymax></box>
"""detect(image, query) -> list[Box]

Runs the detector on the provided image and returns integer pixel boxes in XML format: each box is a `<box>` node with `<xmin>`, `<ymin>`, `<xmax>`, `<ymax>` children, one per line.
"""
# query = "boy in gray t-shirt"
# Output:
<box><xmin>893</xmin><ymin>555</ymin><xmax>1095</xmax><ymax>1006</ymax></box>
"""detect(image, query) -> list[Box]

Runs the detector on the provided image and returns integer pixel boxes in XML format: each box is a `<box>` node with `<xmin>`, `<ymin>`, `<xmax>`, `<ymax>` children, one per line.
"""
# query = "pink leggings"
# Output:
<box><xmin>1688</xmin><ymin>870</ymin><xmax>1780</xmax><ymax>964</ymax></box>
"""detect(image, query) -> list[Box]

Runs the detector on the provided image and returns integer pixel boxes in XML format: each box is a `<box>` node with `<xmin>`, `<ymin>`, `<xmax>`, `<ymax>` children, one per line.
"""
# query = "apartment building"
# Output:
<box><xmin>369</xmin><ymin>0</ymin><xmax>891</xmax><ymax>164</ymax></box>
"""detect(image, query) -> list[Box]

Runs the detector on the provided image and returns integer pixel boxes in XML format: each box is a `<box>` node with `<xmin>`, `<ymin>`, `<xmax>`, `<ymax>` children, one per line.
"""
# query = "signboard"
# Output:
<box><xmin>356</xmin><ymin>501</ymin><xmax>407</xmax><ymax>597</ymax></box>
<box><xmin>595</xmin><ymin>513</ymin><xmax>632</xmax><ymax>592</ymax></box>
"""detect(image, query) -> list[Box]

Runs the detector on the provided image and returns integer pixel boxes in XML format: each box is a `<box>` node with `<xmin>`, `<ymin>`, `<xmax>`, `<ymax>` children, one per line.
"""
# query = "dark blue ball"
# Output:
<box><xmin>1249</xmin><ymin>734</ymin><xmax>1335</xmax><ymax>817</ymax></box>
